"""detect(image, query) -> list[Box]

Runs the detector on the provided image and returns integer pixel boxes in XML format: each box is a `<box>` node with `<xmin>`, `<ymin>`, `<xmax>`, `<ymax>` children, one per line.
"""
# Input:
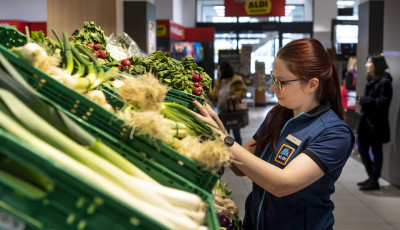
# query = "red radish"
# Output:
<box><xmin>93</xmin><ymin>51</ymin><xmax>99</xmax><ymax>57</ymax></box>
<box><xmin>194</xmin><ymin>82</ymin><xmax>200</xmax><ymax>87</ymax></box>
<box><xmin>121</xmin><ymin>59</ymin><xmax>132</xmax><ymax>67</ymax></box>
<box><xmin>193</xmin><ymin>87</ymin><xmax>202</xmax><ymax>95</ymax></box>
<box><xmin>93</xmin><ymin>44</ymin><xmax>101</xmax><ymax>51</ymax></box>
<box><xmin>189</xmin><ymin>71</ymin><xmax>195</xmax><ymax>75</ymax></box>
<box><xmin>99</xmin><ymin>50</ymin><xmax>107</xmax><ymax>59</ymax></box>
<box><xmin>69</xmin><ymin>37</ymin><xmax>73</xmax><ymax>41</ymax></box>
<box><xmin>193</xmin><ymin>74</ymin><xmax>202</xmax><ymax>82</ymax></box>
<box><xmin>87</xmin><ymin>43</ymin><xmax>94</xmax><ymax>49</ymax></box>
<box><xmin>118</xmin><ymin>65</ymin><xmax>122</xmax><ymax>71</ymax></box>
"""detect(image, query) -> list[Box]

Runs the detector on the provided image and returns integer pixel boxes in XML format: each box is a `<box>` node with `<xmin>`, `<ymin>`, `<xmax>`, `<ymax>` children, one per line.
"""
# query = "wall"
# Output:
<box><xmin>154</xmin><ymin>0</ymin><xmax>195</xmax><ymax>27</ymax></box>
<box><xmin>181</xmin><ymin>0</ymin><xmax>196</xmax><ymax>28</ymax></box>
<box><xmin>47</xmin><ymin>0</ymin><xmax>117</xmax><ymax>38</ymax></box>
<box><xmin>173</xmin><ymin>0</ymin><xmax>184</xmax><ymax>25</ymax></box>
<box><xmin>0</xmin><ymin>0</ymin><xmax>46</xmax><ymax>21</ymax></box>
<box><xmin>155</xmin><ymin>0</ymin><xmax>174</xmax><ymax>20</ymax></box>
<box><xmin>382</xmin><ymin>0</ymin><xmax>400</xmax><ymax>186</ymax></box>
<box><xmin>313</xmin><ymin>0</ymin><xmax>337</xmax><ymax>47</ymax></box>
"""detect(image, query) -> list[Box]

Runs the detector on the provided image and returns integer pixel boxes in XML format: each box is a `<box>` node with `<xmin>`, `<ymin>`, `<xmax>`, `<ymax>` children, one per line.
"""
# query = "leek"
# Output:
<box><xmin>161</xmin><ymin>102</ymin><xmax>216</xmax><ymax>139</ymax></box>
<box><xmin>0</xmin><ymin>89</ymin><xmax>208</xmax><ymax>229</ymax></box>
<box><xmin>62</xmin><ymin>32</ymin><xmax>74</xmax><ymax>74</ymax></box>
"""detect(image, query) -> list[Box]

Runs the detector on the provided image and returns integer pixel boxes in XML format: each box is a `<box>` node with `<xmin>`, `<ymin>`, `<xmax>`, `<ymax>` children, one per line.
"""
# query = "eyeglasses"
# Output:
<box><xmin>270</xmin><ymin>71</ymin><xmax>301</xmax><ymax>90</ymax></box>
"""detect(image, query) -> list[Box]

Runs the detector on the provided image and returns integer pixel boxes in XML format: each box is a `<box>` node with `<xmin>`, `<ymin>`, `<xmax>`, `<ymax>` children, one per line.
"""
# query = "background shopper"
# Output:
<box><xmin>341</xmin><ymin>56</ymin><xmax>357</xmax><ymax>110</ymax></box>
<box><xmin>194</xmin><ymin>38</ymin><xmax>355</xmax><ymax>229</ymax></box>
<box><xmin>357</xmin><ymin>54</ymin><xmax>393</xmax><ymax>191</ymax></box>
<box><xmin>207</xmin><ymin>61</ymin><xmax>247</xmax><ymax>145</ymax></box>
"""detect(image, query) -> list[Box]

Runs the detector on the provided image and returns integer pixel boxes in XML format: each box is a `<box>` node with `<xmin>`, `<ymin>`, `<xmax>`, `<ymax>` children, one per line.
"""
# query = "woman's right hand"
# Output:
<box><xmin>192</xmin><ymin>101</ymin><xmax>226</xmax><ymax>136</ymax></box>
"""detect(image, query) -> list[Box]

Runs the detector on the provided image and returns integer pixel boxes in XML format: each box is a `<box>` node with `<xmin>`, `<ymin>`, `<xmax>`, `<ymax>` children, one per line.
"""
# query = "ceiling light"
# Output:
<box><xmin>337</xmin><ymin>1</ymin><xmax>355</xmax><ymax>6</ymax></box>
<box><xmin>213</xmin><ymin>5</ymin><xmax>225</xmax><ymax>10</ymax></box>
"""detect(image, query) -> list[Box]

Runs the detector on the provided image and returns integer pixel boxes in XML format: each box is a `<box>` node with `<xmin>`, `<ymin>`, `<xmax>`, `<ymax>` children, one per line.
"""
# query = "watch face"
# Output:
<box><xmin>224</xmin><ymin>136</ymin><xmax>235</xmax><ymax>146</ymax></box>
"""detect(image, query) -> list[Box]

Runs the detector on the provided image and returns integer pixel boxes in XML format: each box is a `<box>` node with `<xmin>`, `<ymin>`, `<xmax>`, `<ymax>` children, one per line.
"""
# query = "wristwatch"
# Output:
<box><xmin>224</xmin><ymin>136</ymin><xmax>235</xmax><ymax>147</ymax></box>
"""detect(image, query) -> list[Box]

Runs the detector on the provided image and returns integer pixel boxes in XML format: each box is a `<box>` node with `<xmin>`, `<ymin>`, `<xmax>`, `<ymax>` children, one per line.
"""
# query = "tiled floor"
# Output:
<box><xmin>221</xmin><ymin>105</ymin><xmax>400</xmax><ymax>230</ymax></box>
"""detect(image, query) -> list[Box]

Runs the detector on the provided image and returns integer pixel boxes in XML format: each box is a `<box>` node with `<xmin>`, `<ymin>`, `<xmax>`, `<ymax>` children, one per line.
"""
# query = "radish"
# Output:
<box><xmin>194</xmin><ymin>82</ymin><xmax>200</xmax><ymax>87</ymax></box>
<box><xmin>121</xmin><ymin>59</ymin><xmax>131</xmax><ymax>67</ymax></box>
<box><xmin>93</xmin><ymin>44</ymin><xmax>101</xmax><ymax>51</ymax></box>
<box><xmin>93</xmin><ymin>51</ymin><xmax>99</xmax><ymax>58</ymax></box>
<box><xmin>99</xmin><ymin>50</ymin><xmax>107</xmax><ymax>59</ymax></box>
<box><xmin>193</xmin><ymin>87</ymin><xmax>202</xmax><ymax>96</ymax></box>
<box><xmin>189</xmin><ymin>71</ymin><xmax>195</xmax><ymax>75</ymax></box>
<box><xmin>87</xmin><ymin>43</ymin><xmax>94</xmax><ymax>49</ymax></box>
<box><xmin>193</xmin><ymin>74</ymin><xmax>202</xmax><ymax>82</ymax></box>
<box><xmin>118</xmin><ymin>65</ymin><xmax>122</xmax><ymax>71</ymax></box>
<box><xmin>69</xmin><ymin>37</ymin><xmax>73</xmax><ymax>41</ymax></box>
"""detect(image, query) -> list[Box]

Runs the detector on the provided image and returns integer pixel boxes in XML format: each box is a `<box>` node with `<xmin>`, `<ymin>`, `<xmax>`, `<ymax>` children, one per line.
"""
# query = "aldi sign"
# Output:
<box><xmin>225</xmin><ymin>0</ymin><xmax>285</xmax><ymax>17</ymax></box>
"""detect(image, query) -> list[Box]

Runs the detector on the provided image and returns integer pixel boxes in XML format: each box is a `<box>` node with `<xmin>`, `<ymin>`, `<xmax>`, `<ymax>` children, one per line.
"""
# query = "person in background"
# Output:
<box><xmin>193</xmin><ymin>38</ymin><xmax>354</xmax><ymax>229</ymax></box>
<box><xmin>207</xmin><ymin>61</ymin><xmax>247</xmax><ymax>145</ymax></box>
<box><xmin>357</xmin><ymin>54</ymin><xmax>393</xmax><ymax>191</ymax></box>
<box><xmin>341</xmin><ymin>56</ymin><xmax>357</xmax><ymax>110</ymax></box>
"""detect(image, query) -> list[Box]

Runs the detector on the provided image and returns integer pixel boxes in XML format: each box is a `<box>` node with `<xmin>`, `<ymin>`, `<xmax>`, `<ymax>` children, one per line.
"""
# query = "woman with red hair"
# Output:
<box><xmin>194</xmin><ymin>38</ymin><xmax>354</xmax><ymax>229</ymax></box>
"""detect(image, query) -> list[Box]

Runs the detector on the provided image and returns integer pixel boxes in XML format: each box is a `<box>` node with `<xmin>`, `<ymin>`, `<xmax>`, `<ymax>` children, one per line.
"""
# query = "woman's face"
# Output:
<box><xmin>271</xmin><ymin>58</ymin><xmax>317</xmax><ymax>115</ymax></box>
<box><xmin>365</xmin><ymin>57</ymin><xmax>375</xmax><ymax>75</ymax></box>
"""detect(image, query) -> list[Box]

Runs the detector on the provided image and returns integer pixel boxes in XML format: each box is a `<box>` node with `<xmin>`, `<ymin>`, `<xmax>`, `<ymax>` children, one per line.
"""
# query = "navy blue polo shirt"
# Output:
<box><xmin>243</xmin><ymin>104</ymin><xmax>355</xmax><ymax>230</ymax></box>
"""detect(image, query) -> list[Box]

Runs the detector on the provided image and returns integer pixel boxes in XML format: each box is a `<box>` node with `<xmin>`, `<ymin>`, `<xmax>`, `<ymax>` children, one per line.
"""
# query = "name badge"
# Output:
<box><xmin>286</xmin><ymin>134</ymin><xmax>301</xmax><ymax>146</ymax></box>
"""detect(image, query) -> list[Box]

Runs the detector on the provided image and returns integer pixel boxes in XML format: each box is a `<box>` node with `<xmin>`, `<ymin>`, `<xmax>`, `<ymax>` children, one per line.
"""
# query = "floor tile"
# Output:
<box><xmin>373</xmin><ymin>207</ymin><xmax>400</xmax><ymax>224</ymax></box>
<box><xmin>333</xmin><ymin>207</ymin><xmax>386</xmax><ymax>224</ymax></box>
<box><xmin>391</xmin><ymin>224</ymin><xmax>400</xmax><ymax>230</ymax></box>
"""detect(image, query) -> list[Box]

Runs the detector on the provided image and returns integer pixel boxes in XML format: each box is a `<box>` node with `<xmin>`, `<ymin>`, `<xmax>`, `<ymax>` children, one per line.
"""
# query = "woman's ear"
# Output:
<box><xmin>308</xmin><ymin>78</ymin><xmax>319</xmax><ymax>92</ymax></box>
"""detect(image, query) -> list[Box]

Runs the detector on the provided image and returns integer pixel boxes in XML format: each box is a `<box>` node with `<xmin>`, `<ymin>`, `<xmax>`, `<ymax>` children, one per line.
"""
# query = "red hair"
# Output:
<box><xmin>257</xmin><ymin>38</ymin><xmax>344</xmax><ymax>153</ymax></box>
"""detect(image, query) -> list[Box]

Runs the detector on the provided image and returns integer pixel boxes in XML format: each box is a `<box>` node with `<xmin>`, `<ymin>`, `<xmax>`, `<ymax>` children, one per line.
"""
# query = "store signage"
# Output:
<box><xmin>156</xmin><ymin>20</ymin><xmax>184</xmax><ymax>40</ymax></box>
<box><xmin>157</xmin><ymin>24</ymin><xmax>167</xmax><ymax>37</ymax></box>
<box><xmin>225</xmin><ymin>0</ymin><xmax>285</xmax><ymax>17</ymax></box>
<box><xmin>0</xmin><ymin>20</ymin><xmax>46</xmax><ymax>36</ymax></box>
<box><xmin>170</xmin><ymin>24</ymin><xmax>184</xmax><ymax>40</ymax></box>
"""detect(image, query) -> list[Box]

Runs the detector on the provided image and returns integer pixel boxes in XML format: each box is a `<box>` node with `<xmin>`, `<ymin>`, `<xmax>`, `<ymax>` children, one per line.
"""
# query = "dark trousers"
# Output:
<box><xmin>227</xmin><ymin>128</ymin><xmax>242</xmax><ymax>145</ymax></box>
<box><xmin>358</xmin><ymin>140</ymin><xmax>383</xmax><ymax>182</ymax></box>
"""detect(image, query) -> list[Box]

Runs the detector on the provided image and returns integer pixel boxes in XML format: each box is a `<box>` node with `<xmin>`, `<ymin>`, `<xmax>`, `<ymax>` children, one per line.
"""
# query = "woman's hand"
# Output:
<box><xmin>192</xmin><ymin>101</ymin><xmax>226</xmax><ymax>136</ymax></box>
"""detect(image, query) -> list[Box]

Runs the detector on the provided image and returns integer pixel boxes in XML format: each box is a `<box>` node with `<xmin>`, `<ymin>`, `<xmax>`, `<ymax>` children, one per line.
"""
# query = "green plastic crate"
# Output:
<box><xmin>0</xmin><ymin>26</ymin><xmax>27</xmax><ymax>49</ymax></box>
<box><xmin>164</xmin><ymin>88</ymin><xmax>205</xmax><ymax>113</ymax></box>
<box><xmin>0</xmin><ymin>130</ymin><xmax>219</xmax><ymax>230</ymax></box>
<box><xmin>0</xmin><ymin>130</ymin><xmax>170</xmax><ymax>230</ymax></box>
<box><xmin>0</xmin><ymin>44</ymin><xmax>220</xmax><ymax>193</ymax></box>
<box><xmin>100</xmin><ymin>74</ymin><xmax>205</xmax><ymax>113</ymax></box>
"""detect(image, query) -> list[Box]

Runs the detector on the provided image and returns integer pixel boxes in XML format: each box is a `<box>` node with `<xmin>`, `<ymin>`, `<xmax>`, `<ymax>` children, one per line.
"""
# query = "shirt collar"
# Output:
<box><xmin>305</xmin><ymin>102</ymin><xmax>331</xmax><ymax>117</ymax></box>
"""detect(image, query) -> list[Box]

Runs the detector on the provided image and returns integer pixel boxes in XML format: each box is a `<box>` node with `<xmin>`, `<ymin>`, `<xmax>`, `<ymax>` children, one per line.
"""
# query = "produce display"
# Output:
<box><xmin>213</xmin><ymin>180</ymin><xmax>242</xmax><ymax>230</ymax></box>
<box><xmin>11</xmin><ymin>30</ymin><xmax>232</xmax><ymax>171</ymax></box>
<box><xmin>116</xmin><ymin>51</ymin><xmax>213</xmax><ymax>96</ymax></box>
<box><xmin>0</xmin><ymin>54</ymin><xmax>209</xmax><ymax>230</ymax></box>
<box><xmin>0</xmin><ymin>23</ymin><xmax>236</xmax><ymax>229</ymax></box>
<box><xmin>69</xmin><ymin>21</ymin><xmax>213</xmax><ymax>97</ymax></box>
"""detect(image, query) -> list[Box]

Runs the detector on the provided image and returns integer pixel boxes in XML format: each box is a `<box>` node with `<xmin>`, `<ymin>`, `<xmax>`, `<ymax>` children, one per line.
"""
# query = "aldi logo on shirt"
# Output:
<box><xmin>275</xmin><ymin>144</ymin><xmax>295</xmax><ymax>165</ymax></box>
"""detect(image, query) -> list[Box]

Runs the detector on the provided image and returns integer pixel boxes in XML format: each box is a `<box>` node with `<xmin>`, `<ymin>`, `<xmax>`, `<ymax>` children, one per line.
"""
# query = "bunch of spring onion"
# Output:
<box><xmin>114</xmin><ymin>72</ymin><xmax>232</xmax><ymax>170</ymax></box>
<box><xmin>0</xmin><ymin>88</ymin><xmax>209</xmax><ymax>230</ymax></box>
<box><xmin>0</xmin><ymin>53</ymin><xmax>209</xmax><ymax>230</ymax></box>
<box><xmin>11</xmin><ymin>30</ymin><xmax>118</xmax><ymax>111</ymax></box>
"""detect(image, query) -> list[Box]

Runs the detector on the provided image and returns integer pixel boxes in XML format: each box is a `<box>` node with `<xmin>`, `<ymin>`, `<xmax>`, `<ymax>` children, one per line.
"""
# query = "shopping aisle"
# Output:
<box><xmin>221</xmin><ymin>105</ymin><xmax>400</xmax><ymax>230</ymax></box>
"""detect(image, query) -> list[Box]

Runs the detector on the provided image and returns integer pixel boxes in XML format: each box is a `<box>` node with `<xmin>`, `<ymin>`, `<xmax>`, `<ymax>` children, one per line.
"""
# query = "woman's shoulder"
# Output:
<box><xmin>319</xmin><ymin>110</ymin><xmax>353</xmax><ymax>133</ymax></box>
<box><xmin>381</xmin><ymin>72</ymin><xmax>393</xmax><ymax>83</ymax></box>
